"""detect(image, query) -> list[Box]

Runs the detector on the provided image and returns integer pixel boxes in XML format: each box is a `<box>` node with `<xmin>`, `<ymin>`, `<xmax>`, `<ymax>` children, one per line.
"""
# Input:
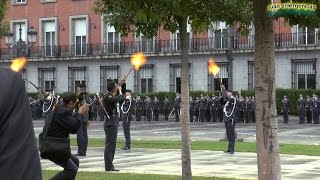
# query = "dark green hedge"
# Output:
<box><xmin>27</xmin><ymin>89</ymin><xmax>320</xmax><ymax>115</ymax></box>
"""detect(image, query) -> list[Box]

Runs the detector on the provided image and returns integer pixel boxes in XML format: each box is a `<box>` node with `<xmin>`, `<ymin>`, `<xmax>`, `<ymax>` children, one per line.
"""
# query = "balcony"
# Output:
<box><xmin>0</xmin><ymin>32</ymin><xmax>318</xmax><ymax>60</ymax></box>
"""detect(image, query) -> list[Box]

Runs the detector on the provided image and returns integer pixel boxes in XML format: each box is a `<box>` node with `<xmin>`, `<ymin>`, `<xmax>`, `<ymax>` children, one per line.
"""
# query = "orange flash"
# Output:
<box><xmin>10</xmin><ymin>57</ymin><xmax>28</xmax><ymax>72</ymax></box>
<box><xmin>208</xmin><ymin>58</ymin><xmax>220</xmax><ymax>76</ymax></box>
<box><xmin>131</xmin><ymin>52</ymin><xmax>147</xmax><ymax>70</ymax></box>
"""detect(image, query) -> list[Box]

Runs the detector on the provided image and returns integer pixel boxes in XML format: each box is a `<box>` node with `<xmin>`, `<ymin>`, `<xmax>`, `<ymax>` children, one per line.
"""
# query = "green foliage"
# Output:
<box><xmin>0</xmin><ymin>0</ymin><xmax>8</xmax><ymax>38</ymax></box>
<box><xmin>93</xmin><ymin>0</ymin><xmax>253</xmax><ymax>38</ymax></box>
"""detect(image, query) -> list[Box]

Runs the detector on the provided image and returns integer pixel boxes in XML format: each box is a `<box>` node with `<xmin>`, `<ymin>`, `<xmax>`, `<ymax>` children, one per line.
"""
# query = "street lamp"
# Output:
<box><xmin>4</xmin><ymin>24</ymin><xmax>37</xmax><ymax>57</ymax></box>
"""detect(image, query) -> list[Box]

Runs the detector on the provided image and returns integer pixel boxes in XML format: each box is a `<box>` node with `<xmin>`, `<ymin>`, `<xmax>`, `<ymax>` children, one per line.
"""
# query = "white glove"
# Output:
<box><xmin>126</xmin><ymin>95</ymin><xmax>131</xmax><ymax>100</ymax></box>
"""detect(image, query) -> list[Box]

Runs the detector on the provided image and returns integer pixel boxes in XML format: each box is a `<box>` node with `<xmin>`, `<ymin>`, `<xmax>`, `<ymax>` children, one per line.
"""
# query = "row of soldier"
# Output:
<box><xmin>283</xmin><ymin>94</ymin><xmax>320</xmax><ymax>124</ymax></box>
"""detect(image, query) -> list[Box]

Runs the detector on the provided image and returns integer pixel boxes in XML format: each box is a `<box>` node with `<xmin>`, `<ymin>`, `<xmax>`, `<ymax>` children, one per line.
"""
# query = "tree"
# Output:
<box><xmin>253</xmin><ymin>0</ymin><xmax>320</xmax><ymax>179</ymax></box>
<box><xmin>0</xmin><ymin>0</ymin><xmax>8</xmax><ymax>37</ymax></box>
<box><xmin>94</xmin><ymin>1</ymin><xmax>252</xmax><ymax>179</ymax></box>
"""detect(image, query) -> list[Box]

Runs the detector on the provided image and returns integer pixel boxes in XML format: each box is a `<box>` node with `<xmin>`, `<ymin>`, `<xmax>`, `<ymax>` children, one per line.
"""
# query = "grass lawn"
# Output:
<box><xmin>70</xmin><ymin>138</ymin><xmax>320</xmax><ymax>156</ymax></box>
<box><xmin>43</xmin><ymin>170</ymin><xmax>238</xmax><ymax>180</ymax></box>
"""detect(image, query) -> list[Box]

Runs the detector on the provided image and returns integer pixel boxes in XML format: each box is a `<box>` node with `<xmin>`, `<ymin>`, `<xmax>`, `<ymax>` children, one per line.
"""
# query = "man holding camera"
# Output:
<box><xmin>75</xmin><ymin>83</ymin><xmax>90</xmax><ymax>156</ymax></box>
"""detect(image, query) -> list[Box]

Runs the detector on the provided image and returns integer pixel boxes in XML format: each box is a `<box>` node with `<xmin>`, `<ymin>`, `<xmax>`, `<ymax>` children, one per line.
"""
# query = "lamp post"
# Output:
<box><xmin>4</xmin><ymin>23</ymin><xmax>37</xmax><ymax>57</ymax></box>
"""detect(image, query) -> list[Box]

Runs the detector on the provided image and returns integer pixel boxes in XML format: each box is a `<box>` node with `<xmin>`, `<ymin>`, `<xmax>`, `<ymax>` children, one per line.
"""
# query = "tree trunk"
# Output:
<box><xmin>178</xmin><ymin>17</ymin><xmax>192</xmax><ymax>180</ymax></box>
<box><xmin>254</xmin><ymin>0</ymin><xmax>281</xmax><ymax>179</ymax></box>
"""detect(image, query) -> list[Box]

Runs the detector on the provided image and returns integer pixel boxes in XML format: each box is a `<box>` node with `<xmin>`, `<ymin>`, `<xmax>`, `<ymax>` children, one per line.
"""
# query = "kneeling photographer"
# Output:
<box><xmin>39</xmin><ymin>92</ymin><xmax>89</xmax><ymax>180</ymax></box>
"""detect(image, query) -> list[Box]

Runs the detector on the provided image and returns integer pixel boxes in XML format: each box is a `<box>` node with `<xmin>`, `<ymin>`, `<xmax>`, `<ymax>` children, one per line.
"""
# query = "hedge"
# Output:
<box><xmin>27</xmin><ymin>89</ymin><xmax>320</xmax><ymax>115</ymax></box>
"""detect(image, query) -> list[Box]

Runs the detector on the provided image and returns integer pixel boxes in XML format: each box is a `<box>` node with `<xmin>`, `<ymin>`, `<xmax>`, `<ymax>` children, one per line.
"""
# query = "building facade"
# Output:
<box><xmin>1</xmin><ymin>0</ymin><xmax>319</xmax><ymax>93</ymax></box>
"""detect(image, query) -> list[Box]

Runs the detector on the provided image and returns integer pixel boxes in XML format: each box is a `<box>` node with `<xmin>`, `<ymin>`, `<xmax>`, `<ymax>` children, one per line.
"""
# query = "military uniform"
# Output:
<box><xmin>103</xmin><ymin>91</ymin><xmax>125</xmax><ymax>171</ymax></box>
<box><xmin>244</xmin><ymin>99</ymin><xmax>252</xmax><ymax>123</ymax></box>
<box><xmin>194</xmin><ymin>98</ymin><xmax>200</xmax><ymax>122</ymax></box>
<box><xmin>282</xmin><ymin>98</ymin><xmax>290</xmax><ymax>124</ymax></box>
<box><xmin>312</xmin><ymin>98</ymin><xmax>320</xmax><ymax>124</ymax></box>
<box><xmin>297</xmin><ymin>98</ymin><xmax>306</xmax><ymax>124</ymax></box>
<box><xmin>199</xmin><ymin>98</ymin><xmax>205</xmax><ymax>122</ymax></box>
<box><xmin>76</xmin><ymin>95</ymin><xmax>90</xmax><ymax>156</ymax></box>
<box><xmin>251</xmin><ymin>100</ymin><xmax>255</xmax><ymax>123</ymax></box>
<box><xmin>135</xmin><ymin>98</ymin><xmax>143</xmax><ymax>121</ymax></box>
<box><xmin>220</xmin><ymin>89</ymin><xmax>237</xmax><ymax>154</ymax></box>
<box><xmin>163</xmin><ymin>98</ymin><xmax>170</xmax><ymax>120</ymax></box>
<box><xmin>120</xmin><ymin>95</ymin><xmax>134</xmax><ymax>149</ymax></box>
<box><xmin>144</xmin><ymin>98</ymin><xmax>153</xmax><ymax>121</ymax></box>
<box><xmin>205</xmin><ymin>97</ymin><xmax>211</xmax><ymax>122</ymax></box>
<box><xmin>174</xmin><ymin>96</ymin><xmax>181</xmax><ymax>122</ymax></box>
<box><xmin>189</xmin><ymin>98</ymin><xmax>195</xmax><ymax>122</ymax></box>
<box><xmin>305</xmin><ymin>98</ymin><xmax>313</xmax><ymax>123</ymax></box>
<box><xmin>153</xmin><ymin>98</ymin><xmax>160</xmax><ymax>121</ymax></box>
<box><xmin>210</xmin><ymin>97</ymin><xmax>218</xmax><ymax>122</ymax></box>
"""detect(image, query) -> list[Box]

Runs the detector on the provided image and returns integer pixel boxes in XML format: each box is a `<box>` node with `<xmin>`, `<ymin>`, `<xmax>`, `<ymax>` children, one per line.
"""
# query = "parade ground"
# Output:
<box><xmin>34</xmin><ymin>116</ymin><xmax>320</xmax><ymax>180</ymax></box>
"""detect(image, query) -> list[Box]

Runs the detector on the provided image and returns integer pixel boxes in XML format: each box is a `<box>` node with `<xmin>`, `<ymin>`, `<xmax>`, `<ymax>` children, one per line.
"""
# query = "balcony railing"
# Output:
<box><xmin>0</xmin><ymin>32</ymin><xmax>319</xmax><ymax>60</ymax></box>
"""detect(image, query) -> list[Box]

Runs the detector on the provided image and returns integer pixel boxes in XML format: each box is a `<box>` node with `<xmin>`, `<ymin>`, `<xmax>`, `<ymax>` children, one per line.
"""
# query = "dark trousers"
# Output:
<box><xmin>313</xmin><ymin>110</ymin><xmax>319</xmax><ymax>124</ymax></box>
<box><xmin>104</xmin><ymin>125</ymin><xmax>118</xmax><ymax>170</ymax></box>
<box><xmin>164</xmin><ymin>108</ymin><xmax>169</xmax><ymax>120</ymax></box>
<box><xmin>199</xmin><ymin>109</ymin><xmax>205</xmax><ymax>122</ymax></box>
<box><xmin>306</xmin><ymin>110</ymin><xmax>312</xmax><ymax>123</ymax></box>
<box><xmin>205</xmin><ymin>109</ymin><xmax>211</xmax><ymax>122</ymax></box>
<box><xmin>77</xmin><ymin>122</ymin><xmax>88</xmax><ymax>155</ymax></box>
<box><xmin>174</xmin><ymin>108</ymin><xmax>180</xmax><ymax>122</ymax></box>
<box><xmin>136</xmin><ymin>109</ymin><xmax>142</xmax><ymax>121</ymax></box>
<box><xmin>122</xmin><ymin>116</ymin><xmax>131</xmax><ymax>147</ymax></box>
<box><xmin>195</xmin><ymin>109</ymin><xmax>199</xmax><ymax>122</ymax></box>
<box><xmin>298</xmin><ymin>110</ymin><xmax>305</xmax><ymax>124</ymax></box>
<box><xmin>210</xmin><ymin>109</ymin><xmax>216</xmax><ymax>122</ymax></box>
<box><xmin>283</xmin><ymin>111</ymin><xmax>289</xmax><ymax>123</ymax></box>
<box><xmin>145</xmin><ymin>110</ymin><xmax>152</xmax><ymax>121</ymax></box>
<box><xmin>225</xmin><ymin>121</ymin><xmax>236</xmax><ymax>152</ymax></box>
<box><xmin>218</xmin><ymin>108</ymin><xmax>223</xmax><ymax>122</ymax></box>
<box><xmin>154</xmin><ymin>110</ymin><xmax>159</xmax><ymax>121</ymax></box>
<box><xmin>51</xmin><ymin>155</ymin><xmax>79</xmax><ymax>180</ymax></box>
<box><xmin>189</xmin><ymin>109</ymin><xmax>194</xmax><ymax>122</ymax></box>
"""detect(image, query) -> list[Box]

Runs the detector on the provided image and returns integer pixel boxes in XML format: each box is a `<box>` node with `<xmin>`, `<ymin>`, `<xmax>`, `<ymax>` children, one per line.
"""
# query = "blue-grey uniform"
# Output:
<box><xmin>103</xmin><ymin>91</ymin><xmax>125</xmax><ymax>171</ymax></box>
<box><xmin>305</xmin><ymin>98</ymin><xmax>312</xmax><ymax>123</ymax></box>
<box><xmin>163</xmin><ymin>98</ymin><xmax>170</xmax><ymax>120</ymax></box>
<box><xmin>297</xmin><ymin>98</ymin><xmax>306</xmax><ymax>124</ymax></box>
<box><xmin>144</xmin><ymin>98</ymin><xmax>153</xmax><ymax>121</ymax></box>
<box><xmin>153</xmin><ymin>98</ymin><xmax>160</xmax><ymax>121</ymax></box>
<box><xmin>135</xmin><ymin>98</ymin><xmax>144</xmax><ymax>121</ymax></box>
<box><xmin>282</xmin><ymin>98</ymin><xmax>290</xmax><ymax>124</ymax></box>
<box><xmin>174</xmin><ymin>96</ymin><xmax>181</xmax><ymax>122</ymax></box>
<box><xmin>220</xmin><ymin>88</ymin><xmax>237</xmax><ymax>154</ymax></box>
<box><xmin>76</xmin><ymin>95</ymin><xmax>90</xmax><ymax>156</ymax></box>
<box><xmin>189</xmin><ymin>98</ymin><xmax>195</xmax><ymax>122</ymax></box>
<box><xmin>120</xmin><ymin>96</ymin><xmax>134</xmax><ymax>149</ymax></box>
<box><xmin>199</xmin><ymin>98</ymin><xmax>205</xmax><ymax>122</ymax></box>
<box><xmin>194</xmin><ymin>98</ymin><xmax>200</xmax><ymax>122</ymax></box>
<box><xmin>312</xmin><ymin>98</ymin><xmax>320</xmax><ymax>124</ymax></box>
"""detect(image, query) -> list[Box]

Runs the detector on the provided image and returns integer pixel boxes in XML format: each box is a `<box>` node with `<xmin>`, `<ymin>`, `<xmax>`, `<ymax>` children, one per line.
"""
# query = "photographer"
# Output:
<box><xmin>75</xmin><ymin>83</ymin><xmax>90</xmax><ymax>156</ymax></box>
<box><xmin>42</xmin><ymin>92</ymin><xmax>89</xmax><ymax>180</ymax></box>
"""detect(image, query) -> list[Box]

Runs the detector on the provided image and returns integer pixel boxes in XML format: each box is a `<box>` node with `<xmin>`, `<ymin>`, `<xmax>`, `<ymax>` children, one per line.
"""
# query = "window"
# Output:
<box><xmin>170</xmin><ymin>64</ymin><xmax>191</xmax><ymax>93</ymax></box>
<box><xmin>172</xmin><ymin>22</ymin><xmax>191</xmax><ymax>51</ymax></box>
<box><xmin>40</xmin><ymin>18</ymin><xmax>57</xmax><ymax>56</ymax></box>
<box><xmin>212</xmin><ymin>21</ymin><xmax>228</xmax><ymax>49</ymax></box>
<box><xmin>13</xmin><ymin>0</ymin><xmax>26</xmax><ymax>5</ymax></box>
<box><xmin>39</xmin><ymin>68</ymin><xmax>55</xmax><ymax>92</ymax></box>
<box><xmin>104</xmin><ymin>22</ymin><xmax>120</xmax><ymax>54</ymax></box>
<box><xmin>293</xmin><ymin>25</ymin><xmax>318</xmax><ymax>45</ymax></box>
<box><xmin>292</xmin><ymin>59</ymin><xmax>317</xmax><ymax>89</ymax></box>
<box><xmin>100</xmin><ymin>66</ymin><xmax>119</xmax><ymax>92</ymax></box>
<box><xmin>41</xmin><ymin>0</ymin><xmax>56</xmax><ymax>3</ymax></box>
<box><xmin>138</xmin><ymin>34</ymin><xmax>154</xmax><ymax>52</ymax></box>
<box><xmin>248</xmin><ymin>61</ymin><xmax>254</xmax><ymax>90</ymax></box>
<box><xmin>11</xmin><ymin>20</ymin><xmax>28</xmax><ymax>57</ymax></box>
<box><xmin>71</xmin><ymin>17</ymin><xmax>88</xmax><ymax>55</ymax></box>
<box><xmin>68</xmin><ymin>67</ymin><xmax>86</xmax><ymax>92</ymax></box>
<box><xmin>208</xmin><ymin>62</ymin><xmax>229</xmax><ymax>91</ymax></box>
<box><xmin>134</xmin><ymin>64</ymin><xmax>154</xmax><ymax>93</ymax></box>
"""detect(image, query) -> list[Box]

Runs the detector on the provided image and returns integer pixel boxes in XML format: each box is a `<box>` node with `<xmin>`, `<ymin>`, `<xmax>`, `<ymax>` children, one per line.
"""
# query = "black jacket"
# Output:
<box><xmin>0</xmin><ymin>68</ymin><xmax>42</xmax><ymax>180</ymax></box>
<box><xmin>46</xmin><ymin>105</ymin><xmax>82</xmax><ymax>138</ymax></box>
<box><xmin>103</xmin><ymin>92</ymin><xmax>125</xmax><ymax>126</ymax></box>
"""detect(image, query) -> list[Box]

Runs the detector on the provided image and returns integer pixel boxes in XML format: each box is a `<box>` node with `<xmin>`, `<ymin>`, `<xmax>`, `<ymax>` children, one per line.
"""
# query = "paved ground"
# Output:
<box><xmin>36</xmin><ymin>115</ymin><xmax>320</xmax><ymax>179</ymax></box>
<box><xmin>34</xmin><ymin>115</ymin><xmax>320</xmax><ymax>145</ymax></box>
<box><xmin>41</xmin><ymin>147</ymin><xmax>320</xmax><ymax>180</ymax></box>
